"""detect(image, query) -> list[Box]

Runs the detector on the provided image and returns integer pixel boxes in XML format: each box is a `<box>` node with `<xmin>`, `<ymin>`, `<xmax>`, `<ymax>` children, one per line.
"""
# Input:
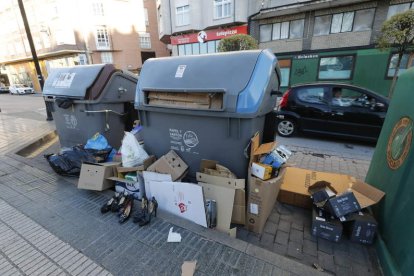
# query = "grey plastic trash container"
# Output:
<box><xmin>135</xmin><ymin>49</ymin><xmax>281</xmax><ymax>178</ymax></box>
<box><xmin>43</xmin><ymin>64</ymin><xmax>137</xmax><ymax>149</ymax></box>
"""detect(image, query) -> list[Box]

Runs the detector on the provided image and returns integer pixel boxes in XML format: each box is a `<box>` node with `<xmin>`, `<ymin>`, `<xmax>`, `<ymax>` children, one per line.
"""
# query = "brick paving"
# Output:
<box><xmin>237</xmin><ymin>140</ymin><xmax>382</xmax><ymax>276</ymax></box>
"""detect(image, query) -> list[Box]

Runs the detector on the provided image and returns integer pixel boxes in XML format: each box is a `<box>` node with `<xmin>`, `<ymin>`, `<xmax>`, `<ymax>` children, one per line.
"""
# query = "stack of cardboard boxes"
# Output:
<box><xmin>278</xmin><ymin>167</ymin><xmax>385</xmax><ymax>244</ymax></box>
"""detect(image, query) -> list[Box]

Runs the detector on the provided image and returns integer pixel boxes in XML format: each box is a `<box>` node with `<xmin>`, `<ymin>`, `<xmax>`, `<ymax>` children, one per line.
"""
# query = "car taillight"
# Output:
<box><xmin>279</xmin><ymin>89</ymin><xmax>291</xmax><ymax>109</ymax></box>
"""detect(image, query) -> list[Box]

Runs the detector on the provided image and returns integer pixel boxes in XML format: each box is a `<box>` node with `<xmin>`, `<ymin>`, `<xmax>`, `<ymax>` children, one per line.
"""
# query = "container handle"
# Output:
<box><xmin>80</xmin><ymin>109</ymin><xmax>126</xmax><ymax>132</ymax></box>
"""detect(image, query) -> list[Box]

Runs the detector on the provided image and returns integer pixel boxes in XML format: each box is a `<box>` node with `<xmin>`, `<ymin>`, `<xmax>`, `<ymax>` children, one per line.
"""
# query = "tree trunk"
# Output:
<box><xmin>388</xmin><ymin>52</ymin><xmax>404</xmax><ymax>99</ymax></box>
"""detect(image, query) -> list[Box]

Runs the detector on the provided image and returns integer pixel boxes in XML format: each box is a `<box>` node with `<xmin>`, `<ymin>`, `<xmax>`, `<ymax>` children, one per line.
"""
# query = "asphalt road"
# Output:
<box><xmin>0</xmin><ymin>92</ymin><xmax>50</xmax><ymax>122</ymax></box>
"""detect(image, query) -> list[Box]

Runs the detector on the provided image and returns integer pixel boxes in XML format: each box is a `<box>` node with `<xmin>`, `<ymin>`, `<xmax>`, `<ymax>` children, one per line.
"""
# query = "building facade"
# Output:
<box><xmin>157</xmin><ymin>0</ymin><xmax>249</xmax><ymax>56</ymax></box>
<box><xmin>0</xmin><ymin>0</ymin><xmax>169</xmax><ymax>92</ymax></box>
<box><xmin>248</xmin><ymin>0</ymin><xmax>414</xmax><ymax>96</ymax></box>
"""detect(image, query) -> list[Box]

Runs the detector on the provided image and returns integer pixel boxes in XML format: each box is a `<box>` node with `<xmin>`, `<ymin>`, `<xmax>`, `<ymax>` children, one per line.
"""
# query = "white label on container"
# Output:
<box><xmin>169</xmin><ymin>128</ymin><xmax>199</xmax><ymax>155</ymax></box>
<box><xmin>175</xmin><ymin>65</ymin><xmax>186</xmax><ymax>78</ymax></box>
<box><xmin>63</xmin><ymin>114</ymin><xmax>78</xmax><ymax>129</ymax></box>
<box><xmin>250</xmin><ymin>203</ymin><xmax>259</xmax><ymax>215</ymax></box>
<box><xmin>52</xmin><ymin>72</ymin><xmax>76</xmax><ymax>88</ymax></box>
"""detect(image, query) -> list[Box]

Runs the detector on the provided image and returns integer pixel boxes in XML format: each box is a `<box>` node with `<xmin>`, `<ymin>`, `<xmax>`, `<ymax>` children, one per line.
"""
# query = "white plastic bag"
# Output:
<box><xmin>121</xmin><ymin>132</ymin><xmax>149</xmax><ymax>167</ymax></box>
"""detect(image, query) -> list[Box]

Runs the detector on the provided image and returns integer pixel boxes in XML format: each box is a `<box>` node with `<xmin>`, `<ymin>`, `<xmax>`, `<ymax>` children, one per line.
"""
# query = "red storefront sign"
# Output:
<box><xmin>170</xmin><ymin>25</ymin><xmax>248</xmax><ymax>45</ymax></box>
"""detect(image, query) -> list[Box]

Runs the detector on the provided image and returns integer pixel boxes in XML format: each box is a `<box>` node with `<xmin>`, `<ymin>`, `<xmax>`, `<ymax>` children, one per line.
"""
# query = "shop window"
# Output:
<box><xmin>387</xmin><ymin>53</ymin><xmax>414</xmax><ymax>77</ymax></box>
<box><xmin>101</xmin><ymin>52</ymin><xmax>113</xmax><ymax>64</ymax></box>
<box><xmin>314</xmin><ymin>8</ymin><xmax>375</xmax><ymax>36</ymax></box>
<box><xmin>140</xmin><ymin>33</ymin><xmax>151</xmax><ymax>49</ymax></box>
<box><xmin>207</xmin><ymin>41</ymin><xmax>215</xmax><ymax>53</ymax></box>
<box><xmin>95</xmin><ymin>26</ymin><xmax>110</xmax><ymax>49</ymax></box>
<box><xmin>318</xmin><ymin>55</ymin><xmax>354</xmax><ymax>80</ymax></box>
<box><xmin>178</xmin><ymin>45</ymin><xmax>185</xmax><ymax>56</ymax></box>
<box><xmin>214</xmin><ymin>0</ymin><xmax>232</xmax><ymax>19</ymax></box>
<box><xmin>192</xmin><ymin>43</ymin><xmax>200</xmax><ymax>55</ymax></box>
<box><xmin>176</xmin><ymin>5</ymin><xmax>190</xmax><ymax>26</ymax></box>
<box><xmin>387</xmin><ymin>2</ymin><xmax>413</xmax><ymax>19</ymax></box>
<box><xmin>185</xmin><ymin>44</ymin><xmax>192</xmax><ymax>55</ymax></box>
<box><xmin>278</xmin><ymin>59</ymin><xmax>291</xmax><ymax>87</ymax></box>
<box><xmin>200</xmin><ymin>42</ymin><xmax>207</xmax><ymax>54</ymax></box>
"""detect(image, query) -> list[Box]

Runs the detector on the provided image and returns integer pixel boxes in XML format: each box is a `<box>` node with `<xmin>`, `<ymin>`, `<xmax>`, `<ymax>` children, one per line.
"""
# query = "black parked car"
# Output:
<box><xmin>276</xmin><ymin>83</ymin><xmax>389</xmax><ymax>142</ymax></box>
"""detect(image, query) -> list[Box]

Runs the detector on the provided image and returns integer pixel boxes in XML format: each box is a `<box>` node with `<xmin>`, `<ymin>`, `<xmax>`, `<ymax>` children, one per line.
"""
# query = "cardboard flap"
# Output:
<box><xmin>254</xmin><ymin>142</ymin><xmax>277</xmax><ymax>156</ymax></box>
<box><xmin>351</xmin><ymin>180</ymin><xmax>385</xmax><ymax>208</ymax></box>
<box><xmin>250</xmin><ymin>133</ymin><xmax>277</xmax><ymax>164</ymax></box>
<box><xmin>107</xmin><ymin>177</ymin><xmax>137</xmax><ymax>184</ymax></box>
<box><xmin>196</xmin><ymin>172</ymin><xmax>245</xmax><ymax>190</ymax></box>
<box><xmin>200</xmin><ymin>159</ymin><xmax>217</xmax><ymax>171</ymax></box>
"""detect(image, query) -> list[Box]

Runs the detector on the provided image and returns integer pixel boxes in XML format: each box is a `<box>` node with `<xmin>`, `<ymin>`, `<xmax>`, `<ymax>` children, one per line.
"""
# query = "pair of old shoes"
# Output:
<box><xmin>133</xmin><ymin>196</ymin><xmax>158</xmax><ymax>226</ymax></box>
<box><xmin>101</xmin><ymin>191</ymin><xmax>134</xmax><ymax>224</ymax></box>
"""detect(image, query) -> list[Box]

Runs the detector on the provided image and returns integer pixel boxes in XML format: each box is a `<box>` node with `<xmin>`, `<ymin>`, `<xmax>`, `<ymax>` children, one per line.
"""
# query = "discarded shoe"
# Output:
<box><xmin>101</xmin><ymin>192</ymin><xmax>120</xmax><ymax>214</ymax></box>
<box><xmin>110</xmin><ymin>192</ymin><xmax>123</xmax><ymax>212</ymax></box>
<box><xmin>119</xmin><ymin>195</ymin><xmax>134</xmax><ymax>224</ymax></box>
<box><xmin>139</xmin><ymin>196</ymin><xmax>158</xmax><ymax>226</ymax></box>
<box><xmin>114</xmin><ymin>191</ymin><xmax>129</xmax><ymax>214</ymax></box>
<box><xmin>133</xmin><ymin>196</ymin><xmax>148</xmax><ymax>224</ymax></box>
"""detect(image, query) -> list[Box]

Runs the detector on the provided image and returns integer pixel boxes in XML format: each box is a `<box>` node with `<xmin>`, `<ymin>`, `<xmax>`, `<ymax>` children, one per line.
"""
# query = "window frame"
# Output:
<box><xmin>278</xmin><ymin>58</ymin><xmax>292</xmax><ymax>88</ymax></box>
<box><xmin>139</xmin><ymin>33</ymin><xmax>151</xmax><ymax>49</ymax></box>
<box><xmin>92</xmin><ymin>2</ymin><xmax>104</xmax><ymax>17</ymax></box>
<box><xmin>176</xmin><ymin>5</ymin><xmax>190</xmax><ymax>27</ymax></box>
<box><xmin>213</xmin><ymin>0</ymin><xmax>232</xmax><ymax>19</ymax></box>
<box><xmin>95</xmin><ymin>26</ymin><xmax>110</xmax><ymax>50</ymax></box>
<box><xmin>313</xmin><ymin>8</ymin><xmax>376</xmax><ymax>36</ymax></box>
<box><xmin>385</xmin><ymin>52</ymin><xmax>414</xmax><ymax>79</ymax></box>
<box><xmin>387</xmin><ymin>2</ymin><xmax>414</xmax><ymax>20</ymax></box>
<box><xmin>317</xmin><ymin>54</ymin><xmax>356</xmax><ymax>81</ymax></box>
<box><xmin>260</xmin><ymin>18</ymin><xmax>305</xmax><ymax>42</ymax></box>
<box><xmin>100</xmin><ymin>52</ymin><xmax>113</xmax><ymax>64</ymax></box>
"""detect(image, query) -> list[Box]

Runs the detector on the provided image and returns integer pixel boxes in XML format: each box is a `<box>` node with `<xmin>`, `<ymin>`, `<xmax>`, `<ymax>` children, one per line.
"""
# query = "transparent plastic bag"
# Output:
<box><xmin>120</xmin><ymin>132</ymin><xmax>149</xmax><ymax>167</ymax></box>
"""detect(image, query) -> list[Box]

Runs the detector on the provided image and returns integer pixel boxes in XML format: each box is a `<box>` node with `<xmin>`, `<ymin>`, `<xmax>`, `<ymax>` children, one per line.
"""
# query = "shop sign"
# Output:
<box><xmin>170</xmin><ymin>25</ymin><xmax>248</xmax><ymax>45</ymax></box>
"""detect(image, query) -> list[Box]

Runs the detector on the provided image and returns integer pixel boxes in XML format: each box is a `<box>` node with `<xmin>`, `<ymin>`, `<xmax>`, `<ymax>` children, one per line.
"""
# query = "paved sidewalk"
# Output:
<box><xmin>0</xmin><ymin>104</ymin><xmax>381</xmax><ymax>275</ymax></box>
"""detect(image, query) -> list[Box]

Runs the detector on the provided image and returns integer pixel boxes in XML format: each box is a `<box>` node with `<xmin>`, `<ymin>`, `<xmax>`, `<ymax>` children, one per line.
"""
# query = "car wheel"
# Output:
<box><xmin>277</xmin><ymin>119</ymin><xmax>296</xmax><ymax>137</ymax></box>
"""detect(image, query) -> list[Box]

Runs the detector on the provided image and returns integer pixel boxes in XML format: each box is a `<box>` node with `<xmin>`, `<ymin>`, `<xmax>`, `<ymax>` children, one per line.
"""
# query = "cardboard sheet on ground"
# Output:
<box><xmin>143</xmin><ymin>171</ymin><xmax>173</xmax><ymax>199</ymax></box>
<box><xmin>148</xmin><ymin>180</ymin><xmax>207</xmax><ymax>227</ymax></box>
<box><xmin>278</xmin><ymin>167</ymin><xmax>385</xmax><ymax>209</ymax></box>
<box><xmin>198</xmin><ymin>182</ymin><xmax>235</xmax><ymax>233</ymax></box>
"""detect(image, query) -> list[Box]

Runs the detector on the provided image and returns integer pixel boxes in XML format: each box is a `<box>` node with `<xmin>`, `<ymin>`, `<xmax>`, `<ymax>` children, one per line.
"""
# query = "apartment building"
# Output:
<box><xmin>0</xmin><ymin>0</ymin><xmax>169</xmax><ymax>91</ymax></box>
<box><xmin>248</xmin><ymin>0</ymin><xmax>414</xmax><ymax>96</ymax></box>
<box><xmin>157</xmin><ymin>0</ymin><xmax>249</xmax><ymax>56</ymax></box>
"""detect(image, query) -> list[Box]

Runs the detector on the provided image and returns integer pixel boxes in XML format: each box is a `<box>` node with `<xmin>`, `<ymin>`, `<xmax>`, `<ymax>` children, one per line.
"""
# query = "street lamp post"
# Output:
<box><xmin>17</xmin><ymin>0</ymin><xmax>53</xmax><ymax>121</ymax></box>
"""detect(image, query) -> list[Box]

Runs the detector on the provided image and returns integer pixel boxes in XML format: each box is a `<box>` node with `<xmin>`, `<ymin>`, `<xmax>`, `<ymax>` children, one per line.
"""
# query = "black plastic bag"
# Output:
<box><xmin>44</xmin><ymin>145</ymin><xmax>112</xmax><ymax>177</ymax></box>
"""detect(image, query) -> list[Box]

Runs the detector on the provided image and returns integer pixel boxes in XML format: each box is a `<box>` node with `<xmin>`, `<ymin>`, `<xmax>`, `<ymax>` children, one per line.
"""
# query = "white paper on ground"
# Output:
<box><xmin>149</xmin><ymin>180</ymin><xmax>208</xmax><ymax>227</ymax></box>
<box><xmin>143</xmin><ymin>171</ymin><xmax>172</xmax><ymax>199</ymax></box>
<box><xmin>167</xmin><ymin>227</ymin><xmax>182</xmax><ymax>242</ymax></box>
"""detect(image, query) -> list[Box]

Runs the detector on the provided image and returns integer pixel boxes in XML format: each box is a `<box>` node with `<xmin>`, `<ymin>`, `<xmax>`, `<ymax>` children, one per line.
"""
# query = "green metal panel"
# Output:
<box><xmin>353</xmin><ymin>49</ymin><xmax>392</xmax><ymax>96</ymax></box>
<box><xmin>290</xmin><ymin>58</ymin><xmax>319</xmax><ymax>84</ymax></box>
<box><xmin>277</xmin><ymin>48</ymin><xmax>393</xmax><ymax>96</ymax></box>
<box><xmin>365</xmin><ymin>68</ymin><xmax>414</xmax><ymax>276</ymax></box>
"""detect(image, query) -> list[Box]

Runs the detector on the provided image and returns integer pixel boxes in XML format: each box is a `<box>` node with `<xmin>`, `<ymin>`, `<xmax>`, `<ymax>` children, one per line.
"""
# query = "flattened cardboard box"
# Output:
<box><xmin>278</xmin><ymin>167</ymin><xmax>385</xmax><ymax>209</ymax></box>
<box><xmin>78</xmin><ymin>162</ymin><xmax>120</xmax><ymax>191</ymax></box>
<box><xmin>147</xmin><ymin>150</ymin><xmax>188</xmax><ymax>181</ymax></box>
<box><xmin>196</xmin><ymin>160</ymin><xmax>246</xmax><ymax>225</ymax></box>
<box><xmin>246</xmin><ymin>168</ymin><xmax>284</xmax><ymax>234</ymax></box>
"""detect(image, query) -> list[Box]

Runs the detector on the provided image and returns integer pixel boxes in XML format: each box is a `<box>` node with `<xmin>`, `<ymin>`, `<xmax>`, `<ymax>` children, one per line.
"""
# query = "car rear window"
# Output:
<box><xmin>297</xmin><ymin>87</ymin><xmax>326</xmax><ymax>104</ymax></box>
